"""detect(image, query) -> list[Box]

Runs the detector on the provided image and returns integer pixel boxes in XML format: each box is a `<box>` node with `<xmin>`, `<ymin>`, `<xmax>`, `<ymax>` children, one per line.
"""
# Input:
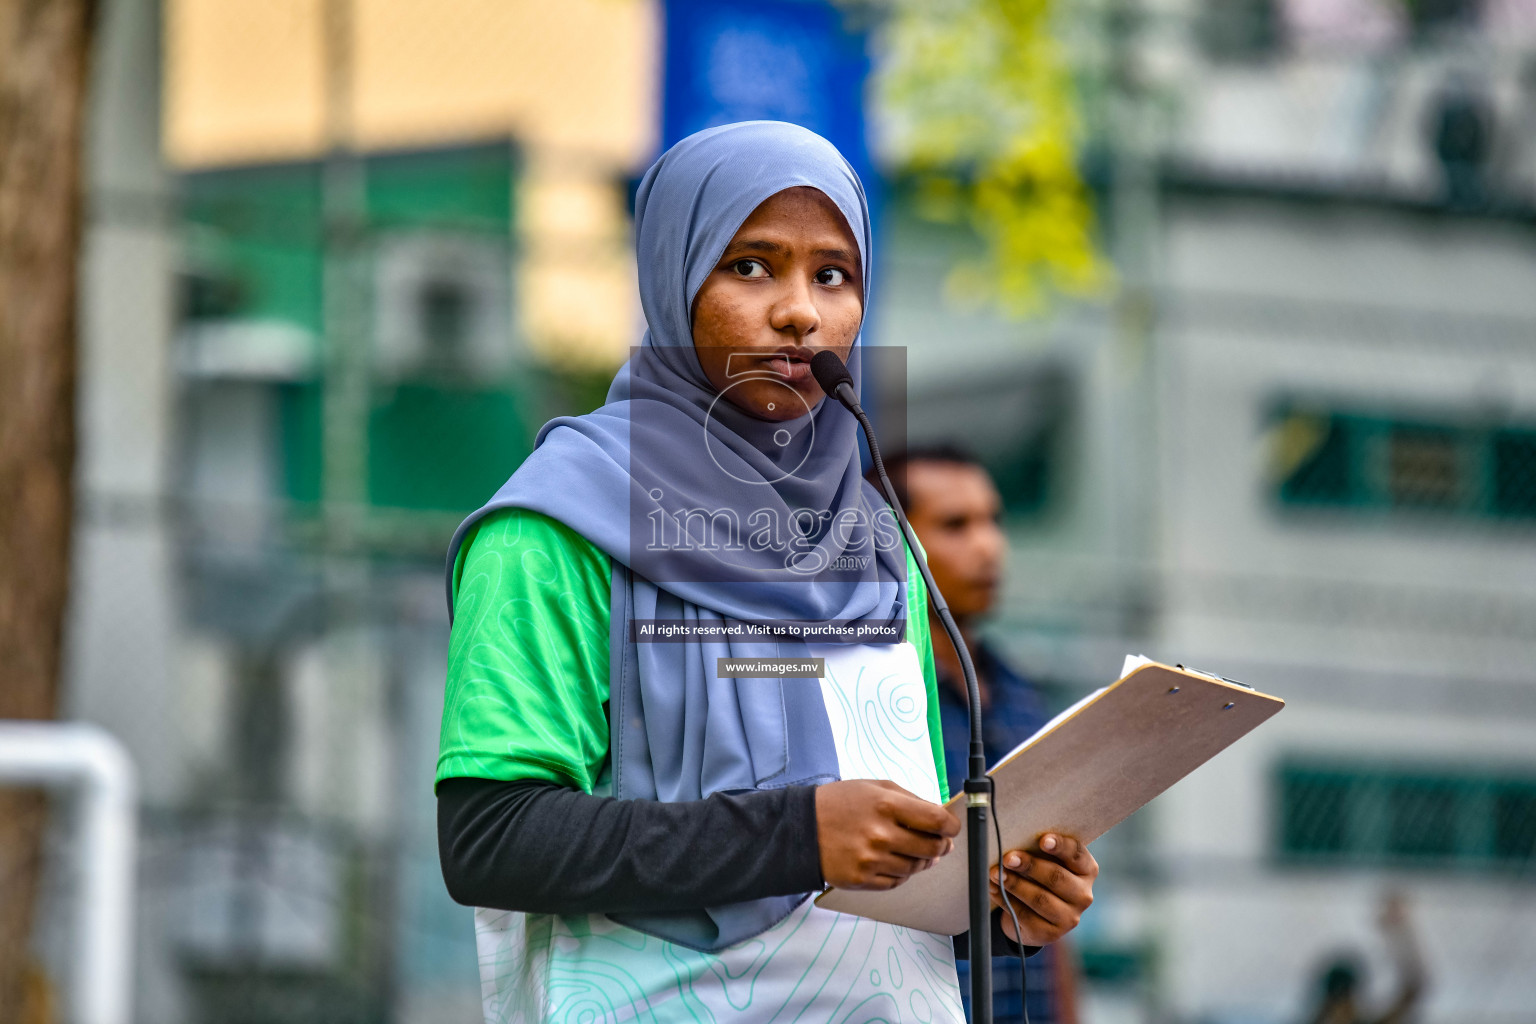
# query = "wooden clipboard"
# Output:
<box><xmin>814</xmin><ymin>660</ymin><xmax>1284</xmax><ymax>934</ymax></box>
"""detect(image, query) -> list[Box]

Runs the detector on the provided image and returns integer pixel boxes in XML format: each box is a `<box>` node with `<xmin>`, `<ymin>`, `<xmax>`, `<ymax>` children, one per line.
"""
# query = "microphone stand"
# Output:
<box><xmin>811</xmin><ymin>352</ymin><xmax>993</xmax><ymax>1024</ymax></box>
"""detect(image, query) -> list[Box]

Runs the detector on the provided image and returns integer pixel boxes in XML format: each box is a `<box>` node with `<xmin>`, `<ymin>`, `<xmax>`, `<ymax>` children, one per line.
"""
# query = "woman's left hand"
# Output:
<box><xmin>988</xmin><ymin>832</ymin><xmax>1098</xmax><ymax>946</ymax></box>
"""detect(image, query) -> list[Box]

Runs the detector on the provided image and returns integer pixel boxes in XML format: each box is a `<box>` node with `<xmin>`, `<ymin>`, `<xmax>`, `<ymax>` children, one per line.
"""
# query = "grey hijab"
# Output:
<box><xmin>446</xmin><ymin>121</ymin><xmax>907</xmax><ymax>950</ymax></box>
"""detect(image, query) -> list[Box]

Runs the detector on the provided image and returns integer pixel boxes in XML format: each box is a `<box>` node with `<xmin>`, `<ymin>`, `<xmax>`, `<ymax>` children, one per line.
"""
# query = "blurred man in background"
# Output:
<box><xmin>1304</xmin><ymin>893</ymin><xmax>1427</xmax><ymax>1024</ymax></box>
<box><xmin>874</xmin><ymin>445</ymin><xmax>1081</xmax><ymax>1024</ymax></box>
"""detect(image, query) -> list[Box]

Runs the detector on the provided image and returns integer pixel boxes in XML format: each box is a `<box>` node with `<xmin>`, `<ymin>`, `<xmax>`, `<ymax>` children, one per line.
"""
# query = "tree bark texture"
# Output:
<box><xmin>0</xmin><ymin>0</ymin><xmax>98</xmax><ymax>1019</ymax></box>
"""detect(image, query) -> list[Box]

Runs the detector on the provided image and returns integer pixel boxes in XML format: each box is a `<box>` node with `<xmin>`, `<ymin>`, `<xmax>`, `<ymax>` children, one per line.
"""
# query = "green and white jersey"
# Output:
<box><xmin>439</xmin><ymin>508</ymin><xmax>964</xmax><ymax>1024</ymax></box>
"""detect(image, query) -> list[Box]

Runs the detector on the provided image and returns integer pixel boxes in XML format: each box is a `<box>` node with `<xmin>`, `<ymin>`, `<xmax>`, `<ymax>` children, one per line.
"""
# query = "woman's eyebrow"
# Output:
<box><xmin>813</xmin><ymin>247</ymin><xmax>857</xmax><ymax>264</ymax></box>
<box><xmin>726</xmin><ymin>239</ymin><xmax>787</xmax><ymax>256</ymax></box>
<box><xmin>723</xmin><ymin>240</ymin><xmax>858</xmax><ymax>265</ymax></box>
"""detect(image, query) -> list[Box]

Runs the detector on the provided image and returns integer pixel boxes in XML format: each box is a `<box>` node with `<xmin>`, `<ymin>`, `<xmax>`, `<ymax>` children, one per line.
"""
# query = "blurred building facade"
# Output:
<box><xmin>60</xmin><ymin>2</ymin><xmax>656</xmax><ymax>1023</ymax></box>
<box><xmin>49</xmin><ymin>1</ymin><xmax>1536</xmax><ymax>1023</ymax></box>
<box><xmin>887</xmin><ymin>3</ymin><xmax>1536</xmax><ymax>1022</ymax></box>
<box><xmin>1151</xmin><ymin>3</ymin><xmax>1536</xmax><ymax>1021</ymax></box>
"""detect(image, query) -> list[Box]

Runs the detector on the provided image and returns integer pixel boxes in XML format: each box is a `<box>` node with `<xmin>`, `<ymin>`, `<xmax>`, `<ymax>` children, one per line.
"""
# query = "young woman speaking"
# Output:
<box><xmin>435</xmin><ymin>121</ymin><xmax>1097</xmax><ymax>1023</ymax></box>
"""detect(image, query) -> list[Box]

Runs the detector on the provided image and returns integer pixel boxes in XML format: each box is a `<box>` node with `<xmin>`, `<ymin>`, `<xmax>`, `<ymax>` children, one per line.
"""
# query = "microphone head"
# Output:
<box><xmin>810</xmin><ymin>350</ymin><xmax>854</xmax><ymax>398</ymax></box>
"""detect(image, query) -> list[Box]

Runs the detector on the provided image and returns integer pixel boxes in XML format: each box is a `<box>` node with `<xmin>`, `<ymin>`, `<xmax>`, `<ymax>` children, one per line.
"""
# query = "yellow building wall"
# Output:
<box><xmin>164</xmin><ymin>0</ymin><xmax>657</xmax><ymax>167</ymax></box>
<box><xmin>164</xmin><ymin>0</ymin><xmax>658</xmax><ymax>365</ymax></box>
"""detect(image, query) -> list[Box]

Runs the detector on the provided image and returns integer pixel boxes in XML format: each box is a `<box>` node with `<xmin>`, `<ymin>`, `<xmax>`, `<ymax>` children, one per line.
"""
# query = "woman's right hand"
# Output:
<box><xmin>814</xmin><ymin>780</ymin><xmax>961</xmax><ymax>890</ymax></box>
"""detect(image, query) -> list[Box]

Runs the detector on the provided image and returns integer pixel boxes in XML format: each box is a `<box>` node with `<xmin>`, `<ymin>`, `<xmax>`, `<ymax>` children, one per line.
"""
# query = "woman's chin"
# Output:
<box><xmin>719</xmin><ymin>383</ymin><xmax>824</xmax><ymax>422</ymax></box>
<box><xmin>735</xmin><ymin>401</ymin><xmax>808</xmax><ymax>423</ymax></box>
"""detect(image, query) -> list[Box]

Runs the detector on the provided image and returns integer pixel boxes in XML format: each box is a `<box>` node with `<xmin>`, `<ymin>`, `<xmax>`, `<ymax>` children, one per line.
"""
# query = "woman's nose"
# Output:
<box><xmin>768</xmin><ymin>275</ymin><xmax>820</xmax><ymax>339</ymax></box>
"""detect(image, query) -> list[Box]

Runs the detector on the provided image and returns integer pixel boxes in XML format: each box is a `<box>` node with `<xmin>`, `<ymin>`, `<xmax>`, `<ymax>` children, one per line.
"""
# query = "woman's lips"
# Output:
<box><xmin>764</xmin><ymin>356</ymin><xmax>813</xmax><ymax>383</ymax></box>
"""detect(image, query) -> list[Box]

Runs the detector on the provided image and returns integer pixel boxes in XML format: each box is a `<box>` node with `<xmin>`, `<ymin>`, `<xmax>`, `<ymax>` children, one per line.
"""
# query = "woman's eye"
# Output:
<box><xmin>817</xmin><ymin>267</ymin><xmax>847</xmax><ymax>286</ymax></box>
<box><xmin>733</xmin><ymin>259</ymin><xmax>768</xmax><ymax>278</ymax></box>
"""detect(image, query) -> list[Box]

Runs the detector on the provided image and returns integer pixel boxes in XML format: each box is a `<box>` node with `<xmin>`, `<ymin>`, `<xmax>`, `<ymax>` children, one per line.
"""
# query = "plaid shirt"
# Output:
<box><xmin>937</xmin><ymin>639</ymin><xmax>1073</xmax><ymax>1024</ymax></box>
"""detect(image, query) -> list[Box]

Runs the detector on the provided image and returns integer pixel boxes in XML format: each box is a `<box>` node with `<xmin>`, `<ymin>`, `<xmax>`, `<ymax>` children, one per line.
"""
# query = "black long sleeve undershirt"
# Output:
<box><xmin>437</xmin><ymin>776</ymin><xmax>824</xmax><ymax>915</ymax></box>
<box><xmin>436</xmin><ymin>776</ymin><xmax>1032</xmax><ymax>957</ymax></box>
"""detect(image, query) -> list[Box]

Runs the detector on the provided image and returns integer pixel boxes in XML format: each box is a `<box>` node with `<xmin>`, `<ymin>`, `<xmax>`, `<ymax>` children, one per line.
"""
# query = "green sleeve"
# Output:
<box><xmin>437</xmin><ymin>507</ymin><xmax>947</xmax><ymax>802</ymax></box>
<box><xmin>436</xmin><ymin>508</ymin><xmax>612</xmax><ymax>794</ymax></box>
<box><xmin>904</xmin><ymin>536</ymin><xmax>950</xmax><ymax>803</ymax></box>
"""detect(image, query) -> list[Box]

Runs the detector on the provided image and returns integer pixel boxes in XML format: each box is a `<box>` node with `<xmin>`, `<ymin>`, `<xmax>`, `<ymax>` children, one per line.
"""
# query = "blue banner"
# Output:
<box><xmin>661</xmin><ymin>0</ymin><xmax>874</xmax><ymax>195</ymax></box>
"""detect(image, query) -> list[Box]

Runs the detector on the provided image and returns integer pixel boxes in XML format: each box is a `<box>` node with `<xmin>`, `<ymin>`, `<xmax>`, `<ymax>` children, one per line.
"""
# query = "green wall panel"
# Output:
<box><xmin>365</xmin><ymin>143</ymin><xmax>514</xmax><ymax>233</ymax></box>
<box><xmin>182</xmin><ymin>142</ymin><xmax>523</xmax><ymax>519</ymax></box>
<box><xmin>367</xmin><ymin>384</ymin><xmax>529</xmax><ymax>513</ymax></box>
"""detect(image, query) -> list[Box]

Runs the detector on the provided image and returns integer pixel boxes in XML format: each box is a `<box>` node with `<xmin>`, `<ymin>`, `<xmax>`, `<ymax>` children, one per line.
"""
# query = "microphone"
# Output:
<box><xmin>810</xmin><ymin>350</ymin><xmax>860</xmax><ymax>411</ymax></box>
<box><xmin>811</xmin><ymin>349</ymin><xmax>996</xmax><ymax>1023</ymax></box>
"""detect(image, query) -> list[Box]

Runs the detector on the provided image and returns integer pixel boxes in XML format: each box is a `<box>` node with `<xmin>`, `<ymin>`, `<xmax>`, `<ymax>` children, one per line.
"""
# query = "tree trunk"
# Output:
<box><xmin>0</xmin><ymin>0</ymin><xmax>98</xmax><ymax>1018</ymax></box>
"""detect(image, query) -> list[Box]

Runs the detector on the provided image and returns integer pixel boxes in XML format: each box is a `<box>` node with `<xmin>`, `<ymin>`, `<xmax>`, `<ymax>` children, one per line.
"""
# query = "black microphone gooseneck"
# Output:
<box><xmin>810</xmin><ymin>350</ymin><xmax>994</xmax><ymax>1024</ymax></box>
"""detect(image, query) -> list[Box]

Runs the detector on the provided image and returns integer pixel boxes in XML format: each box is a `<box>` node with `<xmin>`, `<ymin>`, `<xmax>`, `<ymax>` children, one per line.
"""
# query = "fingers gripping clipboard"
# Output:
<box><xmin>814</xmin><ymin>660</ymin><xmax>1284</xmax><ymax>934</ymax></box>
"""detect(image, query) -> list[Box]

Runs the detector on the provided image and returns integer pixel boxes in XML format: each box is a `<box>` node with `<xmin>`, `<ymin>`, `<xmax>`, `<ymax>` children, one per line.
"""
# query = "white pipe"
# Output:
<box><xmin>0</xmin><ymin>721</ymin><xmax>136</xmax><ymax>1024</ymax></box>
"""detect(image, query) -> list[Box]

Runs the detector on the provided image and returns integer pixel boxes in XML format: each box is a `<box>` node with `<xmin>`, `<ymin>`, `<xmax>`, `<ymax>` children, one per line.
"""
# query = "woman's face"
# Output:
<box><xmin>691</xmin><ymin>186</ymin><xmax>863</xmax><ymax>422</ymax></box>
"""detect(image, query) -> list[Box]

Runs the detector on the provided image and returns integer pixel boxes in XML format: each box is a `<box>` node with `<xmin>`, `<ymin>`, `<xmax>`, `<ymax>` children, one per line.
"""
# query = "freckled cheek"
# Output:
<box><xmin>827</xmin><ymin>302</ymin><xmax>864</xmax><ymax>353</ymax></box>
<box><xmin>694</xmin><ymin>294</ymin><xmax>757</xmax><ymax>349</ymax></box>
<box><xmin>692</xmin><ymin>293</ymin><xmax>757</xmax><ymax>392</ymax></box>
